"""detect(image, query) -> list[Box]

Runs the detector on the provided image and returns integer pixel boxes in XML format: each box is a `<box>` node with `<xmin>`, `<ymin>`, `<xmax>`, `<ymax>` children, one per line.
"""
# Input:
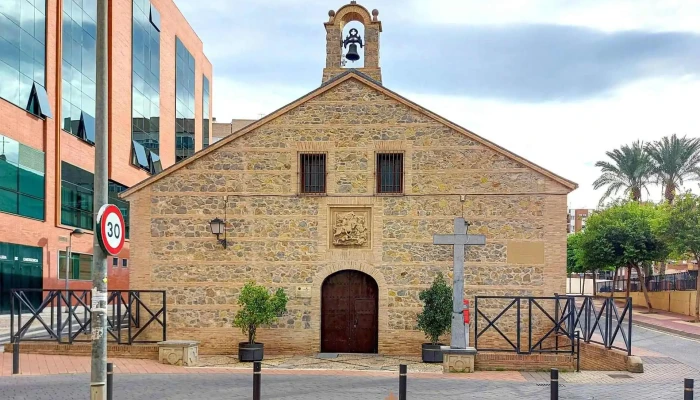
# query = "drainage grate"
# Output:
<box><xmin>608</xmin><ymin>374</ymin><xmax>633</xmax><ymax>379</ymax></box>
<box><xmin>641</xmin><ymin>357</ymin><xmax>683</xmax><ymax>365</ymax></box>
<box><xmin>536</xmin><ymin>383</ymin><xmax>566</xmax><ymax>387</ymax></box>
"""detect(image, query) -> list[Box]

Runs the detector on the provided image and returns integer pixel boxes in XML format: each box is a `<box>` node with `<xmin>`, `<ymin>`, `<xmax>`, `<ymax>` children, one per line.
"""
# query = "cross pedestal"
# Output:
<box><xmin>433</xmin><ymin>217</ymin><xmax>485</xmax><ymax>363</ymax></box>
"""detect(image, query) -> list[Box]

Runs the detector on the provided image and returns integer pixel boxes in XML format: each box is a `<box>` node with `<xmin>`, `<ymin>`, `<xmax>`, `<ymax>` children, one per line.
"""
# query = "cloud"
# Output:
<box><xmin>176</xmin><ymin>1</ymin><xmax>700</xmax><ymax>103</ymax></box>
<box><xmin>383</xmin><ymin>24</ymin><xmax>700</xmax><ymax>102</ymax></box>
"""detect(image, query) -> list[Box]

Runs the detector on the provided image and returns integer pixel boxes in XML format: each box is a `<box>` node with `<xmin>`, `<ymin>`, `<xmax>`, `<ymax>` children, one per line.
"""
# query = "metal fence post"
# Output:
<box><xmin>107</xmin><ymin>363</ymin><xmax>113</xmax><ymax>400</ymax></box>
<box><xmin>399</xmin><ymin>364</ymin><xmax>407</xmax><ymax>400</ymax></box>
<box><xmin>685</xmin><ymin>378</ymin><xmax>694</xmax><ymax>400</ymax></box>
<box><xmin>550</xmin><ymin>368</ymin><xmax>559</xmax><ymax>400</ymax></box>
<box><xmin>473</xmin><ymin>297</ymin><xmax>478</xmax><ymax>350</ymax></box>
<box><xmin>253</xmin><ymin>361</ymin><xmax>261</xmax><ymax>400</ymax></box>
<box><xmin>12</xmin><ymin>340</ymin><xmax>19</xmax><ymax>375</ymax></box>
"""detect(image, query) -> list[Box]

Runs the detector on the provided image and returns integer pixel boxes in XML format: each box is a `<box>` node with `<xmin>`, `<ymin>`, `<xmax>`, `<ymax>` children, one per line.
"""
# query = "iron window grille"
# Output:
<box><xmin>376</xmin><ymin>152</ymin><xmax>404</xmax><ymax>194</ymax></box>
<box><xmin>299</xmin><ymin>153</ymin><xmax>327</xmax><ymax>194</ymax></box>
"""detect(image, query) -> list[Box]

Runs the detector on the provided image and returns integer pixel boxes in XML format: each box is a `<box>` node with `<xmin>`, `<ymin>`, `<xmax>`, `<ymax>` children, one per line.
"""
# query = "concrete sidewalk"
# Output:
<box><xmin>628</xmin><ymin>304</ymin><xmax>700</xmax><ymax>339</ymax></box>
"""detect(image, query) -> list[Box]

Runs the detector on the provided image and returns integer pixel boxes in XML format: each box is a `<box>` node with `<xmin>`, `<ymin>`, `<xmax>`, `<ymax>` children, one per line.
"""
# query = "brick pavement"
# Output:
<box><xmin>631</xmin><ymin>305</ymin><xmax>700</xmax><ymax>339</ymax></box>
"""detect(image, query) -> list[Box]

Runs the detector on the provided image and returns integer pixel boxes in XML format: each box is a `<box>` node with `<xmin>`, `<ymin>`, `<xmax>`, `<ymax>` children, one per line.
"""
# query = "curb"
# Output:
<box><xmin>633</xmin><ymin>321</ymin><xmax>700</xmax><ymax>341</ymax></box>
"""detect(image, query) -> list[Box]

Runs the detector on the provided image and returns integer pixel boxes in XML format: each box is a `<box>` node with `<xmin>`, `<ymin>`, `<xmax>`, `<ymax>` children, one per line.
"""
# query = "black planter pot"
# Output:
<box><xmin>421</xmin><ymin>343</ymin><xmax>444</xmax><ymax>363</ymax></box>
<box><xmin>238</xmin><ymin>342</ymin><xmax>264</xmax><ymax>362</ymax></box>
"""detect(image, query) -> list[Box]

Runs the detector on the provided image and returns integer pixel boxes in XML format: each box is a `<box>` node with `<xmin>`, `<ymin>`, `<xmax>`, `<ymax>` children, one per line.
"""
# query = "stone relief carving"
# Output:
<box><xmin>333</xmin><ymin>211</ymin><xmax>369</xmax><ymax>246</ymax></box>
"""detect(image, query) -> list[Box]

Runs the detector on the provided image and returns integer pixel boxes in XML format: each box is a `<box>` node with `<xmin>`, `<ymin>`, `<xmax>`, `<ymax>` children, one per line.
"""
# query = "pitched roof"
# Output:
<box><xmin>122</xmin><ymin>70</ymin><xmax>577</xmax><ymax>198</ymax></box>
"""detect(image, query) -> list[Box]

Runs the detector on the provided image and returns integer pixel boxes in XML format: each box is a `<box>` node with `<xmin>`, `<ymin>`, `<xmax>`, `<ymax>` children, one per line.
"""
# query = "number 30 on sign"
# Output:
<box><xmin>96</xmin><ymin>204</ymin><xmax>125</xmax><ymax>255</ymax></box>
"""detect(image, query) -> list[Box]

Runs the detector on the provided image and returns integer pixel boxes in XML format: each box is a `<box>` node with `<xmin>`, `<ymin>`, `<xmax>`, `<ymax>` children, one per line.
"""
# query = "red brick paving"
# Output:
<box><xmin>631</xmin><ymin>305</ymin><xmax>700</xmax><ymax>339</ymax></box>
<box><xmin>0</xmin><ymin>353</ymin><xmax>526</xmax><ymax>381</ymax></box>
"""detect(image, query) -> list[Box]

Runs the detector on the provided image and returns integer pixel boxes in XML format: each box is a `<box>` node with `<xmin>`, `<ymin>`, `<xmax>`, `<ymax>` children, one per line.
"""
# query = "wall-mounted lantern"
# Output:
<box><xmin>209</xmin><ymin>217</ymin><xmax>228</xmax><ymax>249</ymax></box>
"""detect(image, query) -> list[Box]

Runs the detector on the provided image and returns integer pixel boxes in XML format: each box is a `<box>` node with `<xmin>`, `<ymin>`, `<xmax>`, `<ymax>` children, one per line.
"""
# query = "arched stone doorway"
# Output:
<box><xmin>321</xmin><ymin>270</ymin><xmax>378</xmax><ymax>353</ymax></box>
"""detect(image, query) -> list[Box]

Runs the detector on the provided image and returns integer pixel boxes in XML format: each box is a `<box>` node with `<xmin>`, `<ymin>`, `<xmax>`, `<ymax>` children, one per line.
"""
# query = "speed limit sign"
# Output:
<box><xmin>96</xmin><ymin>204</ymin><xmax>125</xmax><ymax>255</ymax></box>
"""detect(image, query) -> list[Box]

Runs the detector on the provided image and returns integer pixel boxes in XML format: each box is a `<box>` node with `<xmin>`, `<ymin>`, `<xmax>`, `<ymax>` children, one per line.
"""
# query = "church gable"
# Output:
<box><xmin>184</xmin><ymin>76</ymin><xmax>568</xmax><ymax>196</ymax></box>
<box><xmin>125</xmin><ymin>73</ymin><xmax>574</xmax><ymax>199</ymax></box>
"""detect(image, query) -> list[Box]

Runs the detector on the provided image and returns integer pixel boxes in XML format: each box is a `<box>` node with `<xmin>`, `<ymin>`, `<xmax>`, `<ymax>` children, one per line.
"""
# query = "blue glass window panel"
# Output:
<box><xmin>82</xmin><ymin>31</ymin><xmax>95</xmax><ymax>80</ymax></box>
<box><xmin>18</xmin><ymin>166</ymin><xmax>44</xmax><ymax>198</ymax></box>
<box><xmin>34</xmin><ymin>9</ymin><xmax>44</xmax><ymax>44</ymax></box>
<box><xmin>20</xmin><ymin>0</ymin><xmax>34</xmax><ymax>35</ymax></box>
<box><xmin>149</xmin><ymin>4</ymin><xmax>160</xmax><ymax>31</ymax></box>
<box><xmin>19</xmin><ymin>74</ymin><xmax>32</xmax><ymax>110</ymax></box>
<box><xmin>18</xmin><ymin>195</ymin><xmax>43</xmax><ymax>219</ymax></box>
<box><xmin>19</xmin><ymin>28</ymin><xmax>33</xmax><ymax>56</ymax></box>
<box><xmin>70</xmin><ymin>101</ymin><xmax>80</xmax><ymax>133</ymax></box>
<box><xmin>19</xmin><ymin>50</ymin><xmax>33</xmax><ymax>79</ymax></box>
<box><xmin>35</xmin><ymin>0</ymin><xmax>46</xmax><ymax>14</ymax></box>
<box><xmin>83</xmin><ymin>0</ymin><xmax>96</xmax><ymax>21</ymax></box>
<box><xmin>0</xmin><ymin>13</ymin><xmax>21</xmax><ymax>47</ymax></box>
<box><xmin>0</xmin><ymin>188</ymin><xmax>17</xmax><ymax>214</ymax></box>
<box><xmin>1</xmin><ymin>0</ymin><xmax>21</xmax><ymax>25</ymax></box>
<box><xmin>33</xmin><ymin>59</ymin><xmax>44</xmax><ymax>83</ymax></box>
<box><xmin>79</xmin><ymin>112</ymin><xmax>95</xmax><ymax>143</ymax></box>
<box><xmin>132</xmin><ymin>140</ymin><xmax>149</xmax><ymax>169</ymax></box>
<box><xmin>71</xmin><ymin>39</ymin><xmax>81</xmax><ymax>67</ymax></box>
<box><xmin>149</xmin><ymin>151</ymin><xmax>161</xmax><ymax>174</ymax></box>
<box><xmin>0</xmin><ymin>137</ymin><xmax>19</xmax><ymax>191</ymax></box>
<box><xmin>82</xmin><ymin>94</ymin><xmax>94</xmax><ymax>118</ymax></box>
<box><xmin>61</xmin><ymin>99</ymin><xmax>71</xmax><ymax>131</ymax></box>
<box><xmin>62</xmin><ymin>12</ymin><xmax>71</xmax><ymax>42</ymax></box>
<box><xmin>0</xmin><ymin>69</ymin><xmax>20</xmax><ymax>110</ymax></box>
<box><xmin>0</xmin><ymin>38</ymin><xmax>20</xmax><ymax>71</ymax></box>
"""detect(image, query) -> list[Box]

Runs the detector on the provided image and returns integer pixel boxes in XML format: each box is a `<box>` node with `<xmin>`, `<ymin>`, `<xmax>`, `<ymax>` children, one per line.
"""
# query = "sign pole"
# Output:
<box><xmin>91</xmin><ymin>0</ymin><xmax>109</xmax><ymax>398</ymax></box>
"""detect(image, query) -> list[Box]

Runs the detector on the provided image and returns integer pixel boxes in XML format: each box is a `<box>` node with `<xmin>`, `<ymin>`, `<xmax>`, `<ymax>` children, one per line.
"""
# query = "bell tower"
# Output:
<box><xmin>322</xmin><ymin>2</ymin><xmax>382</xmax><ymax>84</ymax></box>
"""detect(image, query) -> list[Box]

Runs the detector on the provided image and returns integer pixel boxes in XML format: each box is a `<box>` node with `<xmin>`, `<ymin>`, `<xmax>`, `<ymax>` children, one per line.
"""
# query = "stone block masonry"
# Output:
<box><xmin>124</xmin><ymin>73</ymin><xmax>573</xmax><ymax>356</ymax></box>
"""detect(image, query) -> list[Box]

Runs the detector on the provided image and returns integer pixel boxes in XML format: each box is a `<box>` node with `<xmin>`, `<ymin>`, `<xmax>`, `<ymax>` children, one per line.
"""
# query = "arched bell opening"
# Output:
<box><xmin>342</xmin><ymin>21</ymin><xmax>365</xmax><ymax>68</ymax></box>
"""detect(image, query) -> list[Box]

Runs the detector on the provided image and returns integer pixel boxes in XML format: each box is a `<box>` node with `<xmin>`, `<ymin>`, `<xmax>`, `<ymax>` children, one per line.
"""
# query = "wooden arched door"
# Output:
<box><xmin>321</xmin><ymin>270</ymin><xmax>378</xmax><ymax>353</ymax></box>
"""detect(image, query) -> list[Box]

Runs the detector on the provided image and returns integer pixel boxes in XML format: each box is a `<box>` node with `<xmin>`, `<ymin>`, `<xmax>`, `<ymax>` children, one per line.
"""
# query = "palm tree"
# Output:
<box><xmin>645</xmin><ymin>134</ymin><xmax>700</xmax><ymax>204</ymax></box>
<box><xmin>593</xmin><ymin>141</ymin><xmax>654</xmax><ymax>205</ymax></box>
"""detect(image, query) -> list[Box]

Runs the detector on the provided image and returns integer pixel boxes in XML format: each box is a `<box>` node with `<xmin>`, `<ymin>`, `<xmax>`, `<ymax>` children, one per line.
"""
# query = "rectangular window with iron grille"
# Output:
<box><xmin>376</xmin><ymin>153</ymin><xmax>403</xmax><ymax>194</ymax></box>
<box><xmin>299</xmin><ymin>153</ymin><xmax>326</xmax><ymax>194</ymax></box>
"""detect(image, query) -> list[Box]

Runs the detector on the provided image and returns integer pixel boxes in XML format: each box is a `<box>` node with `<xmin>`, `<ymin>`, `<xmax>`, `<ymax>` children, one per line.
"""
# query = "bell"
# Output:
<box><xmin>345</xmin><ymin>43</ymin><xmax>360</xmax><ymax>62</ymax></box>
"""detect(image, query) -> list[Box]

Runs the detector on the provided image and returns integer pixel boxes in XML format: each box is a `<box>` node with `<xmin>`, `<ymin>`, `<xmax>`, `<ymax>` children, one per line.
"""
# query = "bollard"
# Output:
<box><xmin>253</xmin><ymin>361</ymin><xmax>261</xmax><ymax>400</ymax></box>
<box><xmin>399</xmin><ymin>364</ymin><xmax>407</xmax><ymax>400</ymax></box>
<box><xmin>107</xmin><ymin>363</ymin><xmax>113</xmax><ymax>400</ymax></box>
<box><xmin>685</xmin><ymin>378</ymin><xmax>694</xmax><ymax>400</ymax></box>
<box><xmin>550</xmin><ymin>368</ymin><xmax>559</xmax><ymax>400</ymax></box>
<box><xmin>12</xmin><ymin>341</ymin><xmax>19</xmax><ymax>375</ymax></box>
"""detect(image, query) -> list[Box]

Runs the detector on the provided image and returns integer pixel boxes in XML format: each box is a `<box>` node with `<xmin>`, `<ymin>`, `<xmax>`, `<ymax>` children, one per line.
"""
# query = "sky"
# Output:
<box><xmin>174</xmin><ymin>0</ymin><xmax>700</xmax><ymax>209</ymax></box>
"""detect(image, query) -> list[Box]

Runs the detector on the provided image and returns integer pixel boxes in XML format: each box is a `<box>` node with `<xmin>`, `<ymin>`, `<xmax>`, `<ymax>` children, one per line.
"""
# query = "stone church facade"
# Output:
<box><xmin>122</xmin><ymin>2</ymin><xmax>576</xmax><ymax>355</ymax></box>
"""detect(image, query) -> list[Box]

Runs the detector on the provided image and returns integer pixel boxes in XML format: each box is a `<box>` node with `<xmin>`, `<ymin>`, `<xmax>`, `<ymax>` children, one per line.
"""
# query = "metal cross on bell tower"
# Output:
<box><xmin>342</xmin><ymin>28</ymin><xmax>363</xmax><ymax>62</ymax></box>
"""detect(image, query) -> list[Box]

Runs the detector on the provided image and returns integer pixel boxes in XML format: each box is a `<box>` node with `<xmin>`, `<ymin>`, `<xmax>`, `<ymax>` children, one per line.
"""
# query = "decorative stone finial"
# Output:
<box><xmin>328</xmin><ymin>10</ymin><xmax>335</xmax><ymax>17</ymax></box>
<box><xmin>350</xmin><ymin>0</ymin><xmax>357</xmax><ymax>4</ymax></box>
<box><xmin>372</xmin><ymin>9</ymin><xmax>379</xmax><ymax>21</ymax></box>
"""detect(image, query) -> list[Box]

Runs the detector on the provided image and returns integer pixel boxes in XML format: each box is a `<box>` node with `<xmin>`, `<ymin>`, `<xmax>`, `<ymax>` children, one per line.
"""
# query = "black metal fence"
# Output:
<box><xmin>9</xmin><ymin>289</ymin><xmax>166</xmax><ymax>345</ymax></box>
<box><xmin>474</xmin><ymin>295</ymin><xmax>632</xmax><ymax>362</ymax></box>
<box><xmin>597</xmin><ymin>271</ymin><xmax>697</xmax><ymax>293</ymax></box>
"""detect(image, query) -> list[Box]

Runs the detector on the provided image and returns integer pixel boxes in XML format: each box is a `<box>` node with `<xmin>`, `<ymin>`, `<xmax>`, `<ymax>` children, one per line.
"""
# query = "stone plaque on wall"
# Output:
<box><xmin>330</xmin><ymin>207</ymin><xmax>372</xmax><ymax>249</ymax></box>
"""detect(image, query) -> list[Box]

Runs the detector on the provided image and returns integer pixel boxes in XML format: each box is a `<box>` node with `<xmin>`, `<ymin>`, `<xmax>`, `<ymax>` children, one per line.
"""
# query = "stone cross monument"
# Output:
<box><xmin>433</xmin><ymin>217</ymin><xmax>486</xmax><ymax>349</ymax></box>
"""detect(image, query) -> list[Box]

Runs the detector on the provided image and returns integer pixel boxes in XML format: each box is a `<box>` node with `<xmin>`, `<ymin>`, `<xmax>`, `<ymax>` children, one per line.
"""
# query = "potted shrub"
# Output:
<box><xmin>417</xmin><ymin>272</ymin><xmax>452</xmax><ymax>363</ymax></box>
<box><xmin>233</xmin><ymin>281</ymin><xmax>288</xmax><ymax>362</ymax></box>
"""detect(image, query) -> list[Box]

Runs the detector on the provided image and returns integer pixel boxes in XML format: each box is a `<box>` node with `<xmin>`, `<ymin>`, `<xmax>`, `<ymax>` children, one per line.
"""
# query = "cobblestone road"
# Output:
<box><xmin>0</xmin><ymin>373</ymin><xmax>695</xmax><ymax>400</ymax></box>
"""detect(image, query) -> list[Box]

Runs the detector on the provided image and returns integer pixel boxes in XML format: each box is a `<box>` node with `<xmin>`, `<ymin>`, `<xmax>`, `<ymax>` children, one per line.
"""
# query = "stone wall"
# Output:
<box><xmin>127</xmin><ymin>76</ymin><xmax>571</xmax><ymax>355</ymax></box>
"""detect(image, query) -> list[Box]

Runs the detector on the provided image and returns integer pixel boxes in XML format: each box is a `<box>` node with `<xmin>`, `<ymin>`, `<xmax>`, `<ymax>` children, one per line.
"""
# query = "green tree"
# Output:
<box><xmin>567</xmin><ymin>233</ymin><xmax>585</xmax><ymax>275</ymax></box>
<box><xmin>646</xmin><ymin>134</ymin><xmax>700</xmax><ymax>204</ymax></box>
<box><xmin>233</xmin><ymin>281</ymin><xmax>288</xmax><ymax>344</ymax></box>
<box><xmin>579</xmin><ymin>201</ymin><xmax>668</xmax><ymax>311</ymax></box>
<box><xmin>593</xmin><ymin>141</ymin><xmax>654</xmax><ymax>205</ymax></box>
<box><xmin>417</xmin><ymin>272</ymin><xmax>453</xmax><ymax>345</ymax></box>
<box><xmin>659</xmin><ymin>193</ymin><xmax>700</xmax><ymax>321</ymax></box>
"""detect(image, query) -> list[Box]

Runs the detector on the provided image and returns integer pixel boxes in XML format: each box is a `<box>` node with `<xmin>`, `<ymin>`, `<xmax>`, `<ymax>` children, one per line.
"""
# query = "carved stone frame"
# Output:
<box><xmin>329</xmin><ymin>206</ymin><xmax>372</xmax><ymax>250</ymax></box>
